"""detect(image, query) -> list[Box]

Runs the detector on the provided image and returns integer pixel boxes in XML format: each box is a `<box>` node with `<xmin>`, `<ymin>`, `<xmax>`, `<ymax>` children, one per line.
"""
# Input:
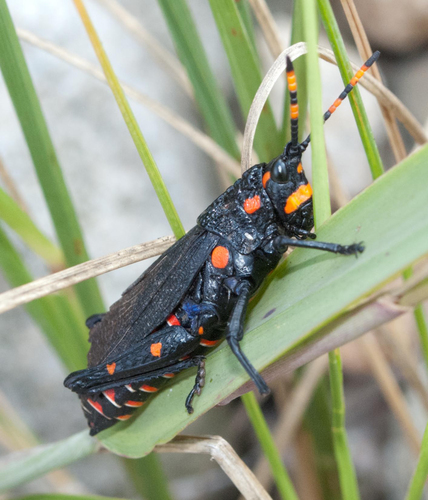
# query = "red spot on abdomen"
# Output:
<box><xmin>166</xmin><ymin>314</ymin><xmax>180</xmax><ymax>326</ymax></box>
<box><xmin>140</xmin><ymin>384</ymin><xmax>159</xmax><ymax>393</ymax></box>
<box><xmin>211</xmin><ymin>246</ymin><xmax>230</xmax><ymax>268</ymax></box>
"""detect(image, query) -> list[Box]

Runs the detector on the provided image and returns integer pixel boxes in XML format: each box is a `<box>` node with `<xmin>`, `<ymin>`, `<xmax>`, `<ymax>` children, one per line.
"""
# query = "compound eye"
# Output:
<box><xmin>271</xmin><ymin>159</ymin><xmax>290</xmax><ymax>184</ymax></box>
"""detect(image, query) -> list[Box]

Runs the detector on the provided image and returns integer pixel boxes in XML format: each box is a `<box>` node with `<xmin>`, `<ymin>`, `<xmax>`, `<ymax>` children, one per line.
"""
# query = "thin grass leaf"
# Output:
<box><xmin>0</xmin><ymin>187</ymin><xmax>63</xmax><ymax>267</ymax></box>
<box><xmin>236</xmin><ymin>0</ymin><xmax>258</xmax><ymax>56</ymax></box>
<box><xmin>16</xmin><ymin>496</ymin><xmax>127</xmax><ymax>500</ymax></box>
<box><xmin>317</xmin><ymin>0</ymin><xmax>384</xmax><ymax>179</ymax></box>
<box><xmin>208</xmin><ymin>0</ymin><xmax>281</xmax><ymax>160</ymax></box>
<box><xmin>304</xmin><ymin>377</ymin><xmax>341</xmax><ymax>499</ymax></box>
<box><xmin>73</xmin><ymin>0</ymin><xmax>184</xmax><ymax>240</ymax></box>
<box><xmin>241</xmin><ymin>392</ymin><xmax>298</xmax><ymax>500</ymax></box>
<box><xmin>123</xmin><ymin>454</ymin><xmax>173</xmax><ymax>500</ymax></box>
<box><xmin>302</xmin><ymin>0</ymin><xmax>330</xmax><ymax>225</ymax></box>
<box><xmin>405</xmin><ymin>420</ymin><xmax>428</xmax><ymax>500</ymax></box>
<box><xmin>0</xmin><ymin>0</ymin><xmax>104</xmax><ymax>317</ymax></box>
<box><xmin>157</xmin><ymin>0</ymin><xmax>240</xmax><ymax>159</ymax></box>
<box><xmin>0</xmin><ymin>225</ymin><xmax>88</xmax><ymax>371</ymax></box>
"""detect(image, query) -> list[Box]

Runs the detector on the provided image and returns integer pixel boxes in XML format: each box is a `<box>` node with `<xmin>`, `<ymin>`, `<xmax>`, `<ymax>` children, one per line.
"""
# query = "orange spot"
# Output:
<box><xmin>290</xmin><ymin>103</ymin><xmax>299</xmax><ymax>119</ymax></box>
<box><xmin>350</xmin><ymin>76</ymin><xmax>358</xmax><ymax>86</ymax></box>
<box><xmin>262</xmin><ymin>171</ymin><xmax>271</xmax><ymax>188</ymax></box>
<box><xmin>163</xmin><ymin>373</ymin><xmax>175</xmax><ymax>379</ymax></box>
<box><xmin>116</xmin><ymin>414</ymin><xmax>132</xmax><ymax>421</ymax></box>
<box><xmin>125</xmin><ymin>400</ymin><xmax>144</xmax><ymax>407</ymax></box>
<box><xmin>328</xmin><ymin>104</ymin><xmax>336</xmax><ymax>114</ymax></box>
<box><xmin>211</xmin><ymin>246</ymin><xmax>229</xmax><ymax>268</ymax></box>
<box><xmin>244</xmin><ymin>195</ymin><xmax>261</xmax><ymax>214</ymax></box>
<box><xmin>361</xmin><ymin>64</ymin><xmax>368</xmax><ymax>72</ymax></box>
<box><xmin>106</xmin><ymin>362</ymin><xmax>116</xmax><ymax>375</ymax></box>
<box><xmin>284</xmin><ymin>183</ymin><xmax>313</xmax><ymax>214</ymax></box>
<box><xmin>200</xmin><ymin>339</ymin><xmax>220</xmax><ymax>347</ymax></box>
<box><xmin>198</xmin><ymin>326</ymin><xmax>204</xmax><ymax>335</ymax></box>
<box><xmin>287</xmin><ymin>72</ymin><xmax>297</xmax><ymax>91</ymax></box>
<box><xmin>140</xmin><ymin>384</ymin><xmax>159</xmax><ymax>393</ymax></box>
<box><xmin>150</xmin><ymin>342</ymin><xmax>162</xmax><ymax>357</ymax></box>
<box><xmin>356</xmin><ymin>69</ymin><xmax>364</xmax><ymax>79</ymax></box>
<box><xmin>167</xmin><ymin>314</ymin><xmax>180</xmax><ymax>326</ymax></box>
<box><xmin>333</xmin><ymin>98</ymin><xmax>342</xmax><ymax>108</ymax></box>
<box><xmin>297</xmin><ymin>163</ymin><xmax>303</xmax><ymax>173</ymax></box>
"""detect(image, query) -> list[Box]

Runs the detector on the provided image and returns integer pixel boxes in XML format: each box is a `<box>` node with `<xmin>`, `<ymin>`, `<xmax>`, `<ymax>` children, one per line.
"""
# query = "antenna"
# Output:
<box><xmin>300</xmin><ymin>51</ymin><xmax>380</xmax><ymax>151</ymax></box>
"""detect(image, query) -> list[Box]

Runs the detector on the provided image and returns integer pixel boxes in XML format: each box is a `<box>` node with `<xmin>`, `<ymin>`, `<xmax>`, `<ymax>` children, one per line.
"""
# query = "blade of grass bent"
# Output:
<box><xmin>157</xmin><ymin>0</ymin><xmax>240</xmax><ymax>160</ymax></box>
<box><xmin>317</xmin><ymin>0</ymin><xmax>384</xmax><ymax>179</ymax></box>
<box><xmin>0</xmin><ymin>187</ymin><xmax>63</xmax><ymax>267</ymax></box>
<box><xmin>73</xmin><ymin>0</ymin><xmax>184</xmax><ymax>240</ymax></box>
<box><xmin>99</xmin><ymin>145</ymin><xmax>428</xmax><ymax>457</ymax></box>
<box><xmin>0</xmin><ymin>0</ymin><xmax>104</xmax><ymax>317</ymax></box>
<box><xmin>209</xmin><ymin>0</ymin><xmax>281</xmax><ymax>160</ymax></box>
<box><xmin>405</xmin><ymin>420</ymin><xmax>428</xmax><ymax>500</ymax></box>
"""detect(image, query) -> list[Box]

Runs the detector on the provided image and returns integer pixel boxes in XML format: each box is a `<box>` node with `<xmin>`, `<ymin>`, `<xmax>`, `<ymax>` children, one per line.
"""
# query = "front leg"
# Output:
<box><xmin>226</xmin><ymin>281</ymin><xmax>270</xmax><ymax>395</ymax></box>
<box><xmin>273</xmin><ymin>235</ymin><xmax>364</xmax><ymax>256</ymax></box>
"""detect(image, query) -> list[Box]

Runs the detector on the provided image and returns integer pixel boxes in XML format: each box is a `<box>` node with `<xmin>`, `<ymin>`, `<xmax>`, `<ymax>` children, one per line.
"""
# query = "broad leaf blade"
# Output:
<box><xmin>100</xmin><ymin>144</ymin><xmax>428</xmax><ymax>457</ymax></box>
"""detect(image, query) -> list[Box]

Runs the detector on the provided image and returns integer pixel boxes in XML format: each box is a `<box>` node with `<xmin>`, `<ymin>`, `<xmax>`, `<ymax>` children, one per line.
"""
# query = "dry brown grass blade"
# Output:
<box><xmin>339</xmin><ymin>0</ymin><xmax>407</xmax><ymax>162</ymax></box>
<box><xmin>249</xmin><ymin>356</ymin><xmax>329</xmax><ymax>494</ymax></box>
<box><xmin>248</xmin><ymin>0</ymin><xmax>284</xmax><ymax>58</ymax></box>
<box><xmin>359</xmin><ymin>333</ymin><xmax>421</xmax><ymax>454</ymax></box>
<box><xmin>93</xmin><ymin>0</ymin><xmax>193</xmax><ymax>97</ymax></box>
<box><xmin>0</xmin><ymin>235</ymin><xmax>175</xmax><ymax>316</ymax></box>
<box><xmin>241</xmin><ymin>42</ymin><xmax>427</xmax><ymax>172</ymax></box>
<box><xmin>17</xmin><ymin>29</ymin><xmax>240</xmax><ymax>179</ymax></box>
<box><xmin>155</xmin><ymin>435</ymin><xmax>272</xmax><ymax>500</ymax></box>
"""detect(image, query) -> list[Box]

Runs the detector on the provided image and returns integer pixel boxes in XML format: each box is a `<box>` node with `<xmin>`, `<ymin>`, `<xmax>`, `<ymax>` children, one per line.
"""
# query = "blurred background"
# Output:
<box><xmin>0</xmin><ymin>1</ymin><xmax>427</xmax><ymax>499</ymax></box>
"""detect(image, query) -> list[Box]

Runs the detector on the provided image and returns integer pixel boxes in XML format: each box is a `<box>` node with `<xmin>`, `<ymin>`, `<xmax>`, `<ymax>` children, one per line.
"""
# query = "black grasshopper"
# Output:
<box><xmin>65</xmin><ymin>52</ymin><xmax>379</xmax><ymax>435</ymax></box>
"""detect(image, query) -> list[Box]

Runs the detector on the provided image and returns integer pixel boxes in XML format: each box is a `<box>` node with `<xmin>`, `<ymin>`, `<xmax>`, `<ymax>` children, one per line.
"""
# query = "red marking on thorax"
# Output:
<box><xmin>200</xmin><ymin>339</ymin><xmax>220</xmax><ymax>347</ymax></box>
<box><xmin>243</xmin><ymin>195</ymin><xmax>261</xmax><ymax>214</ymax></box>
<box><xmin>211</xmin><ymin>246</ymin><xmax>229</xmax><ymax>268</ymax></box>
<box><xmin>106</xmin><ymin>362</ymin><xmax>116</xmax><ymax>375</ymax></box>
<box><xmin>284</xmin><ymin>183</ymin><xmax>313</xmax><ymax>214</ymax></box>
<box><xmin>150</xmin><ymin>342</ymin><xmax>162</xmax><ymax>357</ymax></box>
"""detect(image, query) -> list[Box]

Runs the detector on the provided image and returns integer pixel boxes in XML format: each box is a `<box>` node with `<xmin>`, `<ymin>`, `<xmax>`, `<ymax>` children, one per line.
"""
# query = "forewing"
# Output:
<box><xmin>87</xmin><ymin>226</ymin><xmax>219</xmax><ymax>366</ymax></box>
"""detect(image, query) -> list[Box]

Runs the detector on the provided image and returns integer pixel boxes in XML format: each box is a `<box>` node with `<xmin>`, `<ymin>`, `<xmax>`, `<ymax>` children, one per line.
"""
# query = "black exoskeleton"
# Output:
<box><xmin>64</xmin><ymin>52</ymin><xmax>379</xmax><ymax>435</ymax></box>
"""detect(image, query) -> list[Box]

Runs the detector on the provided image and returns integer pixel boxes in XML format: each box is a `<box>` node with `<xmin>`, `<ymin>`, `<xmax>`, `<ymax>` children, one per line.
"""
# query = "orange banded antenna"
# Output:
<box><xmin>286</xmin><ymin>56</ymin><xmax>299</xmax><ymax>149</ymax></box>
<box><xmin>300</xmin><ymin>51</ymin><xmax>380</xmax><ymax>151</ymax></box>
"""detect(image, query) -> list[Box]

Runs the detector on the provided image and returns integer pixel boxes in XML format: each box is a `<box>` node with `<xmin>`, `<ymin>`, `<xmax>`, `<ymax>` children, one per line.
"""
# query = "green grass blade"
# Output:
<box><xmin>328</xmin><ymin>349</ymin><xmax>360</xmax><ymax>500</ymax></box>
<box><xmin>235</xmin><ymin>0</ymin><xmax>258</xmax><ymax>56</ymax></box>
<box><xmin>17</xmin><ymin>496</ymin><xmax>127</xmax><ymax>500</ymax></box>
<box><xmin>405</xmin><ymin>420</ymin><xmax>428</xmax><ymax>500</ymax></box>
<box><xmin>302</xmin><ymin>0</ymin><xmax>330</xmax><ymax>225</ymax></box>
<box><xmin>74</xmin><ymin>0</ymin><xmax>184</xmax><ymax>240</ymax></box>
<box><xmin>0</xmin><ymin>431</ymin><xmax>99</xmax><ymax>493</ymax></box>
<box><xmin>241</xmin><ymin>392</ymin><xmax>298</xmax><ymax>500</ymax></box>
<box><xmin>16</xmin><ymin>496</ymin><xmax>127</xmax><ymax>500</ymax></box>
<box><xmin>0</xmin><ymin>187</ymin><xmax>63</xmax><ymax>267</ymax></box>
<box><xmin>208</xmin><ymin>0</ymin><xmax>281</xmax><ymax>160</ymax></box>
<box><xmin>304</xmin><ymin>378</ymin><xmax>341</xmax><ymax>499</ymax></box>
<box><xmin>157</xmin><ymin>0</ymin><xmax>240</xmax><ymax>160</ymax></box>
<box><xmin>317</xmin><ymin>0</ymin><xmax>384</xmax><ymax>180</ymax></box>
<box><xmin>0</xmin><ymin>225</ymin><xmax>87</xmax><ymax>371</ymax></box>
<box><xmin>123</xmin><ymin>454</ymin><xmax>173</xmax><ymax>500</ymax></box>
<box><xmin>98</xmin><ymin>145</ymin><xmax>428</xmax><ymax>458</ymax></box>
<box><xmin>0</xmin><ymin>0</ymin><xmax>104</xmax><ymax>317</ymax></box>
